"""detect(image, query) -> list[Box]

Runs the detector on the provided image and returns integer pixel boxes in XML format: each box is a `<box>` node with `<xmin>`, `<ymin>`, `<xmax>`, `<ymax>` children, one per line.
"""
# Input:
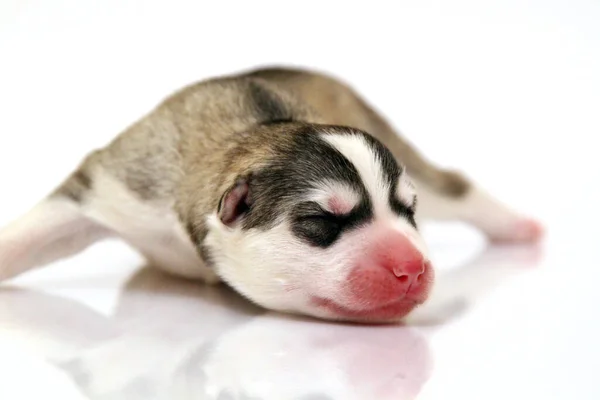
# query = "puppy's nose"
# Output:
<box><xmin>377</xmin><ymin>235</ymin><xmax>426</xmax><ymax>291</ymax></box>
<box><xmin>391</xmin><ymin>265</ymin><xmax>424</xmax><ymax>289</ymax></box>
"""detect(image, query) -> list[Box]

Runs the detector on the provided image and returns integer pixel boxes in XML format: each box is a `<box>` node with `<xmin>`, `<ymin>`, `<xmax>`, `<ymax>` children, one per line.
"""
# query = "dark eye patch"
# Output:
<box><xmin>293</xmin><ymin>215</ymin><xmax>343</xmax><ymax>248</ymax></box>
<box><xmin>390</xmin><ymin>197</ymin><xmax>417</xmax><ymax>227</ymax></box>
<box><xmin>291</xmin><ymin>200</ymin><xmax>372</xmax><ymax>248</ymax></box>
<box><xmin>389</xmin><ymin>182</ymin><xmax>417</xmax><ymax>228</ymax></box>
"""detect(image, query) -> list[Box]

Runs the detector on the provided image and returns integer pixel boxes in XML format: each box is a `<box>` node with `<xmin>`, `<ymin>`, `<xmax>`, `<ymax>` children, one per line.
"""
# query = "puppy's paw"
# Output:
<box><xmin>488</xmin><ymin>216</ymin><xmax>545</xmax><ymax>244</ymax></box>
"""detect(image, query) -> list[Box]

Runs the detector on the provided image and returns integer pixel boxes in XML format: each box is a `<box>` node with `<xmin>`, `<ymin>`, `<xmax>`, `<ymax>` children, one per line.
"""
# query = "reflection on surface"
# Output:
<box><xmin>407</xmin><ymin>244</ymin><xmax>542</xmax><ymax>325</ymax></box>
<box><xmin>0</xmin><ymin>245</ymin><xmax>541</xmax><ymax>400</ymax></box>
<box><xmin>0</xmin><ymin>270</ymin><xmax>432</xmax><ymax>400</ymax></box>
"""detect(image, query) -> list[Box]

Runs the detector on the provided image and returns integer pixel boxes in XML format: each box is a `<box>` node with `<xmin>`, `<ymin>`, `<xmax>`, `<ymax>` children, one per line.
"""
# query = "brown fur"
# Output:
<box><xmin>246</xmin><ymin>68</ymin><xmax>470</xmax><ymax>196</ymax></box>
<box><xmin>56</xmin><ymin>67</ymin><xmax>470</xmax><ymax>256</ymax></box>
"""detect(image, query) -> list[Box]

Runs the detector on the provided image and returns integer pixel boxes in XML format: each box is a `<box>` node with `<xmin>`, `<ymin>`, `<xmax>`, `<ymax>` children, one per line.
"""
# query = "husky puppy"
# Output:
<box><xmin>0</xmin><ymin>67</ymin><xmax>542</xmax><ymax>322</ymax></box>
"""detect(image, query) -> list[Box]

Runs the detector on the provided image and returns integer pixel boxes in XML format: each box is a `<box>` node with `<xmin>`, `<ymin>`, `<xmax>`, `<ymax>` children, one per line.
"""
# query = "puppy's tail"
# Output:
<box><xmin>0</xmin><ymin>196</ymin><xmax>111</xmax><ymax>281</ymax></box>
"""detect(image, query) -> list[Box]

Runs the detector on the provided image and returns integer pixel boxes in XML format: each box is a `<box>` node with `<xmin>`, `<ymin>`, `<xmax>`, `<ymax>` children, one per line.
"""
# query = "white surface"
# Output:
<box><xmin>1</xmin><ymin>1</ymin><xmax>599</xmax><ymax>399</ymax></box>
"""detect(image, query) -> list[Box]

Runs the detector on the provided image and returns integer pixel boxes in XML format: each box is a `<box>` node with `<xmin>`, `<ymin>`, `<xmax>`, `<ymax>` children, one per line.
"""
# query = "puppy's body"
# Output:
<box><xmin>0</xmin><ymin>67</ymin><xmax>542</xmax><ymax>322</ymax></box>
<box><xmin>58</xmin><ymin>68</ymin><xmax>464</xmax><ymax>276</ymax></box>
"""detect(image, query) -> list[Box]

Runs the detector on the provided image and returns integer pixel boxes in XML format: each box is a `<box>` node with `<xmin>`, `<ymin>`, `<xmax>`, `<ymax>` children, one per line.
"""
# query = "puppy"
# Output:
<box><xmin>0</xmin><ymin>67</ymin><xmax>543</xmax><ymax>322</ymax></box>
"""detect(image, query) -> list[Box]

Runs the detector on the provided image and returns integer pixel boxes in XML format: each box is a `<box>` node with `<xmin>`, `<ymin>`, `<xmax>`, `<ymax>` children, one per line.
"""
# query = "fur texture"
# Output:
<box><xmin>0</xmin><ymin>67</ymin><xmax>543</xmax><ymax>322</ymax></box>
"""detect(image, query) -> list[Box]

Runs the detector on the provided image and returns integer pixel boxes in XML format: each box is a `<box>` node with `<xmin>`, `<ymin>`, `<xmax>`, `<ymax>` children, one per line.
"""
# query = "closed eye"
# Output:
<box><xmin>399</xmin><ymin>193</ymin><xmax>417</xmax><ymax>212</ymax></box>
<box><xmin>291</xmin><ymin>200</ymin><xmax>371</xmax><ymax>247</ymax></box>
<box><xmin>293</xmin><ymin>213</ymin><xmax>343</xmax><ymax>248</ymax></box>
<box><xmin>389</xmin><ymin>196</ymin><xmax>417</xmax><ymax>227</ymax></box>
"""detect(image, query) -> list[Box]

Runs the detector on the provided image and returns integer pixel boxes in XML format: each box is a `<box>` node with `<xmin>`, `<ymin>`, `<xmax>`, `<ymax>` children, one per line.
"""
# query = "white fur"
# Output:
<box><xmin>398</xmin><ymin>171</ymin><xmax>416</xmax><ymax>208</ymax></box>
<box><xmin>0</xmin><ymin>199</ymin><xmax>110</xmax><ymax>280</ymax></box>
<box><xmin>0</xmin><ymin>133</ymin><xmax>438</xmax><ymax>321</ymax></box>
<box><xmin>322</xmin><ymin>132</ymin><xmax>427</xmax><ymax>255</ymax></box>
<box><xmin>0</xmin><ymin>167</ymin><xmax>219</xmax><ymax>283</ymax></box>
<box><xmin>308</xmin><ymin>179</ymin><xmax>360</xmax><ymax>213</ymax></box>
<box><xmin>204</xmin><ymin>213</ymin><xmax>381</xmax><ymax>319</ymax></box>
<box><xmin>84</xmin><ymin>169</ymin><xmax>219</xmax><ymax>282</ymax></box>
<box><xmin>323</xmin><ymin>133</ymin><xmax>390</xmax><ymax>217</ymax></box>
<box><xmin>203</xmin><ymin>132</ymin><xmax>430</xmax><ymax>320</ymax></box>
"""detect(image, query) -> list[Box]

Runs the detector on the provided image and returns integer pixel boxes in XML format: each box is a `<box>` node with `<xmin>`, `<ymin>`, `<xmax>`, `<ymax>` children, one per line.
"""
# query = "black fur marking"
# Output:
<box><xmin>360</xmin><ymin>132</ymin><xmax>402</xmax><ymax>189</ymax></box>
<box><xmin>291</xmin><ymin>200</ymin><xmax>372</xmax><ymax>248</ymax></box>
<box><xmin>360</xmin><ymin>131</ymin><xmax>418</xmax><ymax>227</ymax></box>
<box><xmin>185</xmin><ymin>221</ymin><xmax>214</xmax><ymax>267</ymax></box>
<box><xmin>241</xmin><ymin>125</ymin><xmax>374</xmax><ymax>248</ymax></box>
<box><xmin>247</xmin><ymin>81</ymin><xmax>293</xmax><ymax>124</ymax></box>
<box><xmin>198</xmin><ymin>243</ymin><xmax>216</xmax><ymax>268</ymax></box>
<box><xmin>389</xmin><ymin>180</ymin><xmax>417</xmax><ymax>228</ymax></box>
<box><xmin>124</xmin><ymin>168</ymin><xmax>160</xmax><ymax>201</ymax></box>
<box><xmin>61</xmin><ymin>169</ymin><xmax>92</xmax><ymax>203</ymax></box>
<box><xmin>261</xmin><ymin>118</ymin><xmax>295</xmax><ymax>126</ymax></box>
<box><xmin>232</xmin><ymin>124</ymin><xmax>418</xmax><ymax>246</ymax></box>
<box><xmin>186</xmin><ymin>221</ymin><xmax>202</xmax><ymax>247</ymax></box>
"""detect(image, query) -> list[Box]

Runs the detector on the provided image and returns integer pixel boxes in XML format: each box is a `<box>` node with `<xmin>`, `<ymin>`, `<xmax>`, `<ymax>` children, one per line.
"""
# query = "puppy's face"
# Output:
<box><xmin>204</xmin><ymin>124</ymin><xmax>433</xmax><ymax>323</ymax></box>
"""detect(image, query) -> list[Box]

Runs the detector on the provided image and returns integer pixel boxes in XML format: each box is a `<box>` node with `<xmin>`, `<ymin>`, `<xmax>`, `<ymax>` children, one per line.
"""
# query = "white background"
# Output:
<box><xmin>0</xmin><ymin>1</ymin><xmax>599</xmax><ymax>399</ymax></box>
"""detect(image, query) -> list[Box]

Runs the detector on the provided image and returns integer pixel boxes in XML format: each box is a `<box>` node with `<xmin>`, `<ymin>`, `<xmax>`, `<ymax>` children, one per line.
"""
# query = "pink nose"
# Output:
<box><xmin>347</xmin><ymin>232</ymin><xmax>432</xmax><ymax>308</ymax></box>
<box><xmin>377</xmin><ymin>236</ymin><xmax>426</xmax><ymax>292</ymax></box>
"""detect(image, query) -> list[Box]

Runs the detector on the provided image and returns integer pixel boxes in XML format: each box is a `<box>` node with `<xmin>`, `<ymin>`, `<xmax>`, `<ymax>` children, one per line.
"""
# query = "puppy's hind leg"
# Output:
<box><xmin>341</xmin><ymin>86</ymin><xmax>543</xmax><ymax>243</ymax></box>
<box><xmin>354</xmin><ymin>109</ymin><xmax>542</xmax><ymax>242</ymax></box>
<box><xmin>413</xmin><ymin>172</ymin><xmax>544</xmax><ymax>244</ymax></box>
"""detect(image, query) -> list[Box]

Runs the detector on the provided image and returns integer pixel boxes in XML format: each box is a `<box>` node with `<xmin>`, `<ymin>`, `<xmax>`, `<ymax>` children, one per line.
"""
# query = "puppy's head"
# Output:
<box><xmin>203</xmin><ymin>123</ymin><xmax>433</xmax><ymax>323</ymax></box>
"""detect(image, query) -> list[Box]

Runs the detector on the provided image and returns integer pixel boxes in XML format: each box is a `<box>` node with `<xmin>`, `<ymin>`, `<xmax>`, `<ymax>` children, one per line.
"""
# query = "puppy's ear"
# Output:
<box><xmin>217</xmin><ymin>177</ymin><xmax>254</xmax><ymax>227</ymax></box>
<box><xmin>0</xmin><ymin>198</ymin><xmax>112</xmax><ymax>281</ymax></box>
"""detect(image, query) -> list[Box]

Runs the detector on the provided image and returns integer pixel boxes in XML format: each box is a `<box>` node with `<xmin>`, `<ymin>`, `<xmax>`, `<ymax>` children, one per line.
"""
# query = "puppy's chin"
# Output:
<box><xmin>305</xmin><ymin>297</ymin><xmax>423</xmax><ymax>324</ymax></box>
<box><xmin>299</xmin><ymin>259</ymin><xmax>434</xmax><ymax>323</ymax></box>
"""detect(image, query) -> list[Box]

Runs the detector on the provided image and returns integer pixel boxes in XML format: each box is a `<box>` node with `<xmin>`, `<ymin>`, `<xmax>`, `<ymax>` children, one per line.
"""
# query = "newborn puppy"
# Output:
<box><xmin>0</xmin><ymin>67</ymin><xmax>543</xmax><ymax>322</ymax></box>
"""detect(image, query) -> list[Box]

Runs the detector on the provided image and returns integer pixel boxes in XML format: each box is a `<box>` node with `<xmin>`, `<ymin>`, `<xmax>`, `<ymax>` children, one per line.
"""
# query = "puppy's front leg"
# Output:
<box><xmin>0</xmin><ymin>197</ymin><xmax>113</xmax><ymax>281</ymax></box>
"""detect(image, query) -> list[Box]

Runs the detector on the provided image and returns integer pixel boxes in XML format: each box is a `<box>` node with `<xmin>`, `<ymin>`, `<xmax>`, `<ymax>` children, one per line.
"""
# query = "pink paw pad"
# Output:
<box><xmin>490</xmin><ymin>217</ymin><xmax>545</xmax><ymax>244</ymax></box>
